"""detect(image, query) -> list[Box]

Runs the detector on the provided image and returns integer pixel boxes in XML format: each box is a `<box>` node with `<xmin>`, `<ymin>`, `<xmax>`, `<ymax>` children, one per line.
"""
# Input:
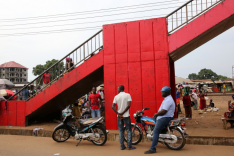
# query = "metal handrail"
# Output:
<box><xmin>9</xmin><ymin>29</ymin><xmax>103</xmax><ymax>100</ymax></box>
<box><xmin>166</xmin><ymin>0</ymin><xmax>224</xmax><ymax>34</ymax></box>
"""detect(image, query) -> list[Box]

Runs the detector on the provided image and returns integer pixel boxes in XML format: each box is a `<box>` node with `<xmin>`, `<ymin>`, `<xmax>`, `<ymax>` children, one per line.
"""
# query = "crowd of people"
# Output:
<box><xmin>71</xmin><ymin>86</ymin><xmax>105</xmax><ymax>120</ymax></box>
<box><xmin>176</xmin><ymin>84</ymin><xmax>216</xmax><ymax>119</ymax></box>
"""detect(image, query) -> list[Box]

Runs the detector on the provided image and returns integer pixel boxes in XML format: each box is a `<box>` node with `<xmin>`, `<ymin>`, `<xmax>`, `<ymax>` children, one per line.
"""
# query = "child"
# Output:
<box><xmin>209</xmin><ymin>99</ymin><xmax>215</xmax><ymax>108</ymax></box>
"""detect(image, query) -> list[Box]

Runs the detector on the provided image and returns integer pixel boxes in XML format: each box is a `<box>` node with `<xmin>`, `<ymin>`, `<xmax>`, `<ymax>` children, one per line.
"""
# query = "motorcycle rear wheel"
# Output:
<box><xmin>52</xmin><ymin>128</ymin><xmax>70</xmax><ymax>142</ymax></box>
<box><xmin>91</xmin><ymin>126</ymin><xmax>107</xmax><ymax>146</ymax></box>
<box><xmin>124</xmin><ymin>124</ymin><xmax>142</xmax><ymax>145</ymax></box>
<box><xmin>165</xmin><ymin>128</ymin><xmax>186</xmax><ymax>150</ymax></box>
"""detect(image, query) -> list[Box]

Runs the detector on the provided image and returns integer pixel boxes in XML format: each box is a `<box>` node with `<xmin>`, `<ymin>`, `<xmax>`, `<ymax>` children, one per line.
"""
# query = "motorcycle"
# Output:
<box><xmin>124</xmin><ymin>108</ymin><xmax>188</xmax><ymax>150</ymax></box>
<box><xmin>52</xmin><ymin>105</ymin><xmax>107</xmax><ymax>146</ymax></box>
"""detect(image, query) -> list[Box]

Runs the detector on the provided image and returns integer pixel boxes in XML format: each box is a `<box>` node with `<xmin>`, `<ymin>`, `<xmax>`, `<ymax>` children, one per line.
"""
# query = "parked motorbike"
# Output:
<box><xmin>52</xmin><ymin>105</ymin><xmax>107</xmax><ymax>146</ymax></box>
<box><xmin>124</xmin><ymin>108</ymin><xmax>188</xmax><ymax>150</ymax></box>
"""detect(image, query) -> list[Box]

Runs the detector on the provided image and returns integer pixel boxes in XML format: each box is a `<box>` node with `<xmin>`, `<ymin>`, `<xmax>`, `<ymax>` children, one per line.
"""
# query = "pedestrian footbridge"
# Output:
<box><xmin>1</xmin><ymin>0</ymin><xmax>233</xmax><ymax>129</ymax></box>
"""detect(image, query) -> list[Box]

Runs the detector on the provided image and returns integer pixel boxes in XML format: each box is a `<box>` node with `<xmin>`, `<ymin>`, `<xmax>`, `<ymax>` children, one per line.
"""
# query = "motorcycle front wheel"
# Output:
<box><xmin>91</xmin><ymin>125</ymin><xmax>107</xmax><ymax>146</ymax></box>
<box><xmin>124</xmin><ymin>124</ymin><xmax>142</xmax><ymax>145</ymax></box>
<box><xmin>52</xmin><ymin>128</ymin><xmax>70</xmax><ymax>142</ymax></box>
<box><xmin>165</xmin><ymin>128</ymin><xmax>186</xmax><ymax>150</ymax></box>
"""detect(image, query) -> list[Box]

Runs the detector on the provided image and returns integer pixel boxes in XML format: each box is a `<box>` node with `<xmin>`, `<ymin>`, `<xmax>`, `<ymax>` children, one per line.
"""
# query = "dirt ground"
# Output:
<box><xmin>0</xmin><ymin>135</ymin><xmax>233</xmax><ymax>156</ymax></box>
<box><xmin>179</xmin><ymin>95</ymin><xmax>234</xmax><ymax>137</ymax></box>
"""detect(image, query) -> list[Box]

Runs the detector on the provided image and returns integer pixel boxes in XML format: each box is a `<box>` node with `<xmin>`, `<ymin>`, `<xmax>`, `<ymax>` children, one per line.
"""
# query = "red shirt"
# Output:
<box><xmin>182</xmin><ymin>95</ymin><xmax>191</xmax><ymax>106</ymax></box>
<box><xmin>89</xmin><ymin>94</ymin><xmax>101</xmax><ymax>109</ymax></box>
<box><xmin>43</xmin><ymin>73</ymin><xmax>51</xmax><ymax>84</ymax></box>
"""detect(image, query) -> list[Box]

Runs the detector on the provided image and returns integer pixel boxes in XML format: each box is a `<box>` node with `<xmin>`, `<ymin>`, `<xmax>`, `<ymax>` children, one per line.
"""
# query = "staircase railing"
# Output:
<box><xmin>9</xmin><ymin>29</ymin><xmax>103</xmax><ymax>101</ymax></box>
<box><xmin>166</xmin><ymin>0</ymin><xmax>224</xmax><ymax>34</ymax></box>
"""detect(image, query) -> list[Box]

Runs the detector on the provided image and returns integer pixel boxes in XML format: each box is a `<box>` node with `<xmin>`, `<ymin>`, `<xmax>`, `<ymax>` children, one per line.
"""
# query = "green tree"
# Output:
<box><xmin>188</xmin><ymin>68</ymin><xmax>228</xmax><ymax>81</ymax></box>
<box><xmin>32</xmin><ymin>59</ymin><xmax>65</xmax><ymax>83</ymax></box>
<box><xmin>197</xmin><ymin>68</ymin><xmax>218</xmax><ymax>80</ymax></box>
<box><xmin>188</xmin><ymin>73</ymin><xmax>197</xmax><ymax>80</ymax></box>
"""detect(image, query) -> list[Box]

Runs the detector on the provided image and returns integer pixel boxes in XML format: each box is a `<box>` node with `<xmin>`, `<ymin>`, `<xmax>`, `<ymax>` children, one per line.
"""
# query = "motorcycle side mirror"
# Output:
<box><xmin>144</xmin><ymin>108</ymin><xmax>149</xmax><ymax>110</ymax></box>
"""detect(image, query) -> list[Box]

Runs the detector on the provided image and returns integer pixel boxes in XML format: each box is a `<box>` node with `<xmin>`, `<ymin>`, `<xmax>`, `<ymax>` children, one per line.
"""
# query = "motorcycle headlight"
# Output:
<box><xmin>133</xmin><ymin>114</ymin><xmax>136</xmax><ymax>118</ymax></box>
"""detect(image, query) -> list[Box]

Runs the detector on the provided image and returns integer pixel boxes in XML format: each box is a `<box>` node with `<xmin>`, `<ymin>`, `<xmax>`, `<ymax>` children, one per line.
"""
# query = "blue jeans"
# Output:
<box><xmin>150</xmin><ymin>117</ymin><xmax>173</xmax><ymax>152</ymax></box>
<box><xmin>90</xmin><ymin>109</ymin><xmax>101</xmax><ymax>118</ymax></box>
<box><xmin>118</xmin><ymin>117</ymin><xmax>132</xmax><ymax>149</ymax></box>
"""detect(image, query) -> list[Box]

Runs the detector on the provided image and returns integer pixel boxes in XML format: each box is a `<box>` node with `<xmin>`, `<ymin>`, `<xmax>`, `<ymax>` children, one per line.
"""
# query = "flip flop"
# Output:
<box><xmin>128</xmin><ymin>147</ymin><xmax>136</xmax><ymax>150</ymax></box>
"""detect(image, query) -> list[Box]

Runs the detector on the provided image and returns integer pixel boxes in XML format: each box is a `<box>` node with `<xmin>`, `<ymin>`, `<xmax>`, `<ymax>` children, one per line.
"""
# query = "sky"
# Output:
<box><xmin>0</xmin><ymin>0</ymin><xmax>233</xmax><ymax>81</ymax></box>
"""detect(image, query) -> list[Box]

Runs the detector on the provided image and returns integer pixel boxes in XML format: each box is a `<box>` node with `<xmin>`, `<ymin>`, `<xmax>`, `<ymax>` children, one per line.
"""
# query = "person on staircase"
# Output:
<box><xmin>64</xmin><ymin>57</ymin><xmax>70</xmax><ymax>75</ymax></box>
<box><xmin>69</xmin><ymin>58</ymin><xmax>75</xmax><ymax>71</ymax></box>
<box><xmin>88</xmin><ymin>87</ymin><xmax>102</xmax><ymax>118</ymax></box>
<box><xmin>21</xmin><ymin>85</ymin><xmax>29</xmax><ymax>100</ymax></box>
<box><xmin>41</xmin><ymin>71</ymin><xmax>51</xmax><ymax>89</ymax></box>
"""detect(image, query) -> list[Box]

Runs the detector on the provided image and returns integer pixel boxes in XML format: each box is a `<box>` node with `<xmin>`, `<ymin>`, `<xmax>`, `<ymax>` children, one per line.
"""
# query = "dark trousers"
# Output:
<box><xmin>117</xmin><ymin>116</ymin><xmax>132</xmax><ymax>149</ymax></box>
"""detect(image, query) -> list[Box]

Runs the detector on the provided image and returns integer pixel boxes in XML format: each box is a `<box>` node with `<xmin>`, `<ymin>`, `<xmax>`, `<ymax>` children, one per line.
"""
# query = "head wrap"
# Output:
<box><xmin>66</xmin><ymin>57</ymin><xmax>70</xmax><ymax>62</ymax></box>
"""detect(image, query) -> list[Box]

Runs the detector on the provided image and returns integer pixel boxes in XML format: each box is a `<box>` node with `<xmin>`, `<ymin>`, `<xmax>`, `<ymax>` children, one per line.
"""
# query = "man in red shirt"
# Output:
<box><xmin>88</xmin><ymin>87</ymin><xmax>102</xmax><ymax>118</ymax></box>
<box><xmin>41</xmin><ymin>71</ymin><xmax>51</xmax><ymax>89</ymax></box>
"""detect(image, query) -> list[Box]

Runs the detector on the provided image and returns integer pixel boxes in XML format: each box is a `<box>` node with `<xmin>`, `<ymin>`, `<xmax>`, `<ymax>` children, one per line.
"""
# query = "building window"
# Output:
<box><xmin>2</xmin><ymin>74</ymin><xmax>4</xmax><ymax>76</ymax></box>
<box><xmin>24</xmin><ymin>79</ymin><xmax>26</xmax><ymax>81</ymax></box>
<box><xmin>24</xmin><ymin>74</ymin><xmax>26</xmax><ymax>76</ymax></box>
<box><xmin>3</xmin><ymin>69</ymin><xmax>4</xmax><ymax>71</ymax></box>
<box><xmin>24</xmin><ymin>69</ymin><xmax>26</xmax><ymax>71</ymax></box>
<box><xmin>20</xmin><ymin>74</ymin><xmax>22</xmax><ymax>77</ymax></box>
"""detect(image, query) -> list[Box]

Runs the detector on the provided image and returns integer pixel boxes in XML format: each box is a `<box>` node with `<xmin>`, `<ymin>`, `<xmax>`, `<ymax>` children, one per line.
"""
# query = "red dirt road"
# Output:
<box><xmin>0</xmin><ymin>135</ymin><xmax>232</xmax><ymax>156</ymax></box>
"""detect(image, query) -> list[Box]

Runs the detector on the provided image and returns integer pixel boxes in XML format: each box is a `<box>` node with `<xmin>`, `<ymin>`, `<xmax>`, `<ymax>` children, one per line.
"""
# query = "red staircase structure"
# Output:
<box><xmin>1</xmin><ymin>0</ymin><xmax>233</xmax><ymax>129</ymax></box>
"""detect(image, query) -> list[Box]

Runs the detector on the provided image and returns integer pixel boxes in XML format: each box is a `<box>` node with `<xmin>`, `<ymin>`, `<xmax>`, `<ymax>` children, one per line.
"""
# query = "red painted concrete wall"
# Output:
<box><xmin>103</xmin><ymin>18</ymin><xmax>171</xmax><ymax>129</ymax></box>
<box><xmin>0</xmin><ymin>101</ymin><xmax>26</xmax><ymax>126</ymax></box>
<box><xmin>168</xmin><ymin>0</ymin><xmax>234</xmax><ymax>54</ymax></box>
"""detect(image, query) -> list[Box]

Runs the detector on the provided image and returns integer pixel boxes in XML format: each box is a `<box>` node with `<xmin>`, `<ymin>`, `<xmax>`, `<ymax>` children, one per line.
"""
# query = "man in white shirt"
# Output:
<box><xmin>112</xmin><ymin>85</ymin><xmax>136</xmax><ymax>150</ymax></box>
<box><xmin>145</xmin><ymin>86</ymin><xmax>175</xmax><ymax>154</ymax></box>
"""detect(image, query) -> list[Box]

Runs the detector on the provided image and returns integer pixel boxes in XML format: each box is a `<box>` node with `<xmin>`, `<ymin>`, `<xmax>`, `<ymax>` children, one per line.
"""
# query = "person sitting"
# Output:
<box><xmin>144</xmin><ymin>86</ymin><xmax>175</xmax><ymax>154</ymax></box>
<box><xmin>224</xmin><ymin>95</ymin><xmax>234</xmax><ymax>127</ymax></box>
<box><xmin>208</xmin><ymin>99</ymin><xmax>215</xmax><ymax>108</ymax></box>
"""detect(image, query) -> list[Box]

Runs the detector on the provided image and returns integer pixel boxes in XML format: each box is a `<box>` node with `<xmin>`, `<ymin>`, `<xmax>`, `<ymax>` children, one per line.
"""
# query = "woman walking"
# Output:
<box><xmin>191</xmin><ymin>89</ymin><xmax>198</xmax><ymax>110</ymax></box>
<box><xmin>199</xmin><ymin>93</ymin><xmax>206</xmax><ymax>110</ymax></box>
<box><xmin>182</xmin><ymin>92</ymin><xmax>192</xmax><ymax>119</ymax></box>
<box><xmin>176</xmin><ymin>88</ymin><xmax>182</xmax><ymax>114</ymax></box>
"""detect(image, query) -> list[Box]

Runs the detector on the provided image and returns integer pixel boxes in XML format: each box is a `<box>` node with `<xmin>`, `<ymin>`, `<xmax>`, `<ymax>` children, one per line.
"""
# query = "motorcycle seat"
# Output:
<box><xmin>78</xmin><ymin>117</ymin><xmax>101</xmax><ymax>125</ymax></box>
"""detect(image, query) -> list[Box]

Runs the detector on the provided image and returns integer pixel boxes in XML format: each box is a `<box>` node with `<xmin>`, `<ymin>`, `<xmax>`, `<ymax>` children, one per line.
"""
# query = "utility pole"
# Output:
<box><xmin>232</xmin><ymin>65</ymin><xmax>234</xmax><ymax>78</ymax></box>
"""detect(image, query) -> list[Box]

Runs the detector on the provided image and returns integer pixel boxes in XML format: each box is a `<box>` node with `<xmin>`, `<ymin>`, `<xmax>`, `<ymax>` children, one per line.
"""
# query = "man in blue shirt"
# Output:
<box><xmin>144</xmin><ymin>86</ymin><xmax>175</xmax><ymax>154</ymax></box>
<box><xmin>21</xmin><ymin>85</ymin><xmax>29</xmax><ymax>100</ymax></box>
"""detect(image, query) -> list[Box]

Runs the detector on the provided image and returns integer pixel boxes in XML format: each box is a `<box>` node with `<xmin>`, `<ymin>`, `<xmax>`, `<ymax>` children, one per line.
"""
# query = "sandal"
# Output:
<box><xmin>128</xmin><ymin>147</ymin><xmax>136</xmax><ymax>150</ymax></box>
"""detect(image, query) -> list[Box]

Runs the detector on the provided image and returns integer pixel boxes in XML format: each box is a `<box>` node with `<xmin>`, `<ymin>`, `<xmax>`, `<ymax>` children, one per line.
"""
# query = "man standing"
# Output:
<box><xmin>144</xmin><ymin>86</ymin><xmax>175</xmax><ymax>154</ymax></box>
<box><xmin>88</xmin><ymin>87</ymin><xmax>102</xmax><ymax>118</ymax></box>
<box><xmin>41</xmin><ymin>71</ymin><xmax>51</xmax><ymax>89</ymax></box>
<box><xmin>21</xmin><ymin>85</ymin><xmax>29</xmax><ymax>100</ymax></box>
<box><xmin>223</xmin><ymin>83</ymin><xmax>226</xmax><ymax>95</ymax></box>
<box><xmin>112</xmin><ymin>85</ymin><xmax>136</xmax><ymax>150</ymax></box>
